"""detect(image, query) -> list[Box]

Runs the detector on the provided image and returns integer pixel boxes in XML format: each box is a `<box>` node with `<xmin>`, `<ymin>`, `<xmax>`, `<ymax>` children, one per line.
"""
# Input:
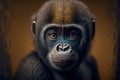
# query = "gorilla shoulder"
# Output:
<box><xmin>14</xmin><ymin>51</ymin><xmax>52</xmax><ymax>80</ymax></box>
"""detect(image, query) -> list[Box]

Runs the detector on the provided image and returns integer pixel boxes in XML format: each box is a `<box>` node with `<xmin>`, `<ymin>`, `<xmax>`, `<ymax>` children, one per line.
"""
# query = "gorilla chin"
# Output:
<box><xmin>48</xmin><ymin>43</ymin><xmax>79</xmax><ymax>70</ymax></box>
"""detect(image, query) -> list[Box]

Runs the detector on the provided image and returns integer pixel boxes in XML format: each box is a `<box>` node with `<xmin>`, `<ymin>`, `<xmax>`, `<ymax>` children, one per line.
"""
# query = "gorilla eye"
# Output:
<box><xmin>69</xmin><ymin>33</ymin><xmax>79</xmax><ymax>40</ymax></box>
<box><xmin>48</xmin><ymin>32</ymin><xmax>59</xmax><ymax>40</ymax></box>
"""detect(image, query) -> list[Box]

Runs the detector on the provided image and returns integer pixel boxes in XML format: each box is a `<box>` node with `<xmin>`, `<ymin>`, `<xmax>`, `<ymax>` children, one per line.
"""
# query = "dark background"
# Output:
<box><xmin>7</xmin><ymin>0</ymin><xmax>115</xmax><ymax>80</ymax></box>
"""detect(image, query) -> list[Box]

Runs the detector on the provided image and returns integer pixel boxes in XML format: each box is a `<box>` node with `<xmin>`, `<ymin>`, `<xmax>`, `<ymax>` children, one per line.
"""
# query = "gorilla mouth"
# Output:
<box><xmin>52</xmin><ymin>57</ymin><xmax>76</xmax><ymax>68</ymax></box>
<box><xmin>49</xmin><ymin>51</ymin><xmax>78</xmax><ymax>70</ymax></box>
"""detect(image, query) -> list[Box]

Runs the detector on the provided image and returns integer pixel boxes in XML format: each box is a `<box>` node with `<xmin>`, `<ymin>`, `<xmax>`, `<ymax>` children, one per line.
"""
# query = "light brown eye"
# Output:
<box><xmin>69</xmin><ymin>33</ymin><xmax>79</xmax><ymax>40</ymax></box>
<box><xmin>48</xmin><ymin>33</ymin><xmax>58</xmax><ymax>40</ymax></box>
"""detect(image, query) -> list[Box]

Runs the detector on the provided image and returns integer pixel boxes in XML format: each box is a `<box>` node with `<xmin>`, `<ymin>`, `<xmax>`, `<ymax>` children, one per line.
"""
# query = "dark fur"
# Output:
<box><xmin>14</xmin><ymin>0</ymin><xmax>99</xmax><ymax>80</ymax></box>
<box><xmin>14</xmin><ymin>51</ymin><xmax>99</xmax><ymax>80</ymax></box>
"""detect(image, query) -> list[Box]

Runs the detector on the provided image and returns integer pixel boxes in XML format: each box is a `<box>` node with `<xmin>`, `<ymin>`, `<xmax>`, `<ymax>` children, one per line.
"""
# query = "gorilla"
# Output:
<box><xmin>14</xmin><ymin>0</ymin><xmax>100</xmax><ymax>80</ymax></box>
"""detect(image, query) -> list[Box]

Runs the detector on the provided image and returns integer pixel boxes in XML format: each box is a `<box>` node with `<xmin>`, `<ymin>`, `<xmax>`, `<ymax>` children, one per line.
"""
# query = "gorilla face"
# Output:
<box><xmin>38</xmin><ymin>23</ymin><xmax>89</xmax><ymax>70</ymax></box>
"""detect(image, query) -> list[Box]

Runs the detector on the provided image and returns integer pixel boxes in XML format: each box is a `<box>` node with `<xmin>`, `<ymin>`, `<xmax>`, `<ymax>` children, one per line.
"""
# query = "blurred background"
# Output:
<box><xmin>5</xmin><ymin>0</ymin><xmax>116</xmax><ymax>80</ymax></box>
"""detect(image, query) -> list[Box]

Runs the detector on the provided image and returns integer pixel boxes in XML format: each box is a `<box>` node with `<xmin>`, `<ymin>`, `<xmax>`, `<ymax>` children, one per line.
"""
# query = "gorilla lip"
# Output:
<box><xmin>49</xmin><ymin>53</ymin><xmax>78</xmax><ymax>70</ymax></box>
<box><xmin>48</xmin><ymin>48</ymin><xmax>78</xmax><ymax>70</ymax></box>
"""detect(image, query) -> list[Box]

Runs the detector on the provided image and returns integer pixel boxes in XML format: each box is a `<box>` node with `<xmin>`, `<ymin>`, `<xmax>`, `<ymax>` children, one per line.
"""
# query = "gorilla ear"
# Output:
<box><xmin>91</xmin><ymin>17</ymin><xmax>95</xmax><ymax>39</ymax></box>
<box><xmin>31</xmin><ymin>15</ymin><xmax>37</xmax><ymax>38</ymax></box>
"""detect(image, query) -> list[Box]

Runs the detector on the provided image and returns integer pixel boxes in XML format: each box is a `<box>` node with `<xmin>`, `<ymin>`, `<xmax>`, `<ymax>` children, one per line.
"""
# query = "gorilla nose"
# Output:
<box><xmin>56</xmin><ymin>43</ymin><xmax>72</xmax><ymax>53</ymax></box>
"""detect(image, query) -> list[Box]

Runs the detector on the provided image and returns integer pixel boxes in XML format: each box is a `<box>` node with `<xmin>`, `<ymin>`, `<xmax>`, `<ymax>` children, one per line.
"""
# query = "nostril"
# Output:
<box><xmin>59</xmin><ymin>44</ymin><xmax>63</xmax><ymax>49</ymax></box>
<box><xmin>56</xmin><ymin>43</ymin><xmax>72</xmax><ymax>53</ymax></box>
<box><xmin>56</xmin><ymin>44</ymin><xmax>63</xmax><ymax>52</ymax></box>
<box><xmin>64</xmin><ymin>45</ymin><xmax>70</xmax><ymax>52</ymax></box>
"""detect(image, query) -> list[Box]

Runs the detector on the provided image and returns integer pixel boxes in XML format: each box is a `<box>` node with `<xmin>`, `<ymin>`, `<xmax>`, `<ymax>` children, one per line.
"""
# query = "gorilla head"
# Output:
<box><xmin>32</xmin><ymin>0</ymin><xmax>95</xmax><ymax>71</ymax></box>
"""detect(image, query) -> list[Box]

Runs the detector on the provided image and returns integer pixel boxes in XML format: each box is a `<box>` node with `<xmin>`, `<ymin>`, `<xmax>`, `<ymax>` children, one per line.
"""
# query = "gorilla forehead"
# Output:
<box><xmin>35</xmin><ymin>0</ymin><xmax>92</xmax><ymax>27</ymax></box>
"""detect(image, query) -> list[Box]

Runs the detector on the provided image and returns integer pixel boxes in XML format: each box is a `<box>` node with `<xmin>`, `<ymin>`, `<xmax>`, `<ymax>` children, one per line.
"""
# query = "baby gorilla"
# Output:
<box><xmin>14</xmin><ymin>0</ymin><xmax>100</xmax><ymax>80</ymax></box>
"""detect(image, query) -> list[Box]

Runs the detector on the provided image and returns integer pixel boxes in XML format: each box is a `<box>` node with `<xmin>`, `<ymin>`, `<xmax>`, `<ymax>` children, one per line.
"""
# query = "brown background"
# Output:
<box><xmin>7</xmin><ymin>0</ymin><xmax>115</xmax><ymax>80</ymax></box>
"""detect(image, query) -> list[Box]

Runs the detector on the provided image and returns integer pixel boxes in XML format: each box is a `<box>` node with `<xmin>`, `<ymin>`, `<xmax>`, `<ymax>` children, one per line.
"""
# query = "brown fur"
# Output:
<box><xmin>52</xmin><ymin>0</ymin><xmax>74</xmax><ymax>23</ymax></box>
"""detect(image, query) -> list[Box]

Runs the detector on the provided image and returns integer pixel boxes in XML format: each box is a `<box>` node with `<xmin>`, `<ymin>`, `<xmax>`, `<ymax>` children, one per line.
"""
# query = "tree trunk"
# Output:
<box><xmin>0</xmin><ymin>0</ymin><xmax>11</xmax><ymax>80</ymax></box>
